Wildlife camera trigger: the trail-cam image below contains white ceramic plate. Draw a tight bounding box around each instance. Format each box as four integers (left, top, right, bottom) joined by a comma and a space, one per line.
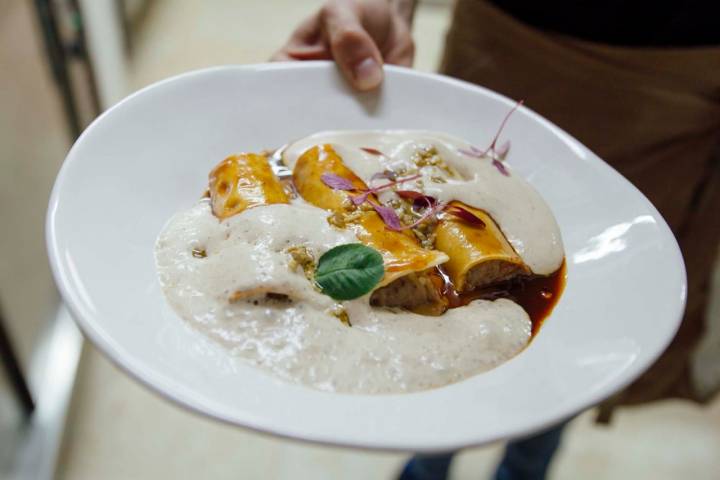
47, 62, 685, 452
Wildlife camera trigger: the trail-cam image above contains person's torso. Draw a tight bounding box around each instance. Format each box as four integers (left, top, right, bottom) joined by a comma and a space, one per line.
490, 0, 720, 47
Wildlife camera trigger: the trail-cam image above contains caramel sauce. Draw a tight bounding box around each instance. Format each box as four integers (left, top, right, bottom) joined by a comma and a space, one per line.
432, 260, 566, 336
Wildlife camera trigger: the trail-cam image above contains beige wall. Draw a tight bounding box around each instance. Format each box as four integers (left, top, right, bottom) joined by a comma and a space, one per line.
0, 0, 69, 369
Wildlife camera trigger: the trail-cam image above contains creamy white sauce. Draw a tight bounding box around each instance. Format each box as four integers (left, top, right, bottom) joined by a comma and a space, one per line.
284, 130, 564, 275
156, 130, 563, 394
156, 201, 531, 393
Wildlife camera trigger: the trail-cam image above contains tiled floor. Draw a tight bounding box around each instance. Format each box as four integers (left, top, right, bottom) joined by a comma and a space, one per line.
43, 0, 720, 478
56, 344, 720, 480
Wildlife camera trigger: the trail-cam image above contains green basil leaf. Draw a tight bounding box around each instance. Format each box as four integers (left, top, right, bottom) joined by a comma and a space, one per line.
314, 244, 384, 300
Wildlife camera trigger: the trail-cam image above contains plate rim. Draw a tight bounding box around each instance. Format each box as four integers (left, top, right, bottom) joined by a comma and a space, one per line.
46, 61, 687, 452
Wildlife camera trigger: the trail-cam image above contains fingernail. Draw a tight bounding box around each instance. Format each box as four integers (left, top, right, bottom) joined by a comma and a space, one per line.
353, 57, 383, 90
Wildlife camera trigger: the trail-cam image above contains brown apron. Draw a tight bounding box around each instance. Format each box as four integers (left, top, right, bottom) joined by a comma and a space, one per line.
439, 0, 720, 421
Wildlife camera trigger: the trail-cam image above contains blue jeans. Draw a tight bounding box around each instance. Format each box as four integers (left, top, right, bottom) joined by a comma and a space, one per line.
398, 421, 569, 480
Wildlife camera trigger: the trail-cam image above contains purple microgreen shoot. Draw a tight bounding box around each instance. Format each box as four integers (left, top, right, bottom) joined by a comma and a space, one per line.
394, 190, 424, 200
372, 173, 422, 191
321, 173, 356, 191
492, 159, 510, 176
458, 145, 486, 157
395, 190, 438, 210
351, 173, 422, 205
366, 198, 403, 231
445, 205, 487, 227
470, 145, 485, 155
361, 147, 384, 156
458, 100, 524, 176
350, 192, 369, 205
369, 170, 397, 182
395, 191, 486, 228
483, 99, 523, 157
458, 148, 477, 157
495, 140, 510, 159
322, 170, 439, 231
398, 200, 447, 231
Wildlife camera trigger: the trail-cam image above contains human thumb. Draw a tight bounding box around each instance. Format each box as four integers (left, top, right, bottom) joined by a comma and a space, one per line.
322, 4, 384, 90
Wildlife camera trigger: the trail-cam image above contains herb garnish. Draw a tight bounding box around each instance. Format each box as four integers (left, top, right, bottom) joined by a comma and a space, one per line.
360, 147, 384, 156
395, 190, 486, 229
445, 204, 486, 227
458, 99, 524, 176
314, 244, 384, 300
369, 170, 397, 182
321, 172, 421, 229
320, 173, 355, 191
321, 172, 485, 231
348, 174, 421, 206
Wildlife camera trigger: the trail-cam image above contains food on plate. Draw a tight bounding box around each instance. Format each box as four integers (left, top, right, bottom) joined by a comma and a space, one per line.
208, 153, 288, 219
155, 109, 565, 394
292, 143, 448, 310
434, 201, 528, 291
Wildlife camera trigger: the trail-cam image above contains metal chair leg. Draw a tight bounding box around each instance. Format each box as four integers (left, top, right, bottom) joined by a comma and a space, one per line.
0, 300, 35, 417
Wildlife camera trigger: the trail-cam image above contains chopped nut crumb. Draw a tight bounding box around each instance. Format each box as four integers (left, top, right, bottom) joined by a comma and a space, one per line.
327, 211, 346, 228
327, 304, 351, 327
327, 209, 363, 229
411, 145, 458, 178
285, 245, 315, 281
417, 231, 437, 249
191, 247, 207, 258
345, 211, 363, 223
341, 197, 354, 210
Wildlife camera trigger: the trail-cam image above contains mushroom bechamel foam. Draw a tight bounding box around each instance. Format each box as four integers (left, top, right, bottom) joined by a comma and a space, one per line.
155, 125, 565, 394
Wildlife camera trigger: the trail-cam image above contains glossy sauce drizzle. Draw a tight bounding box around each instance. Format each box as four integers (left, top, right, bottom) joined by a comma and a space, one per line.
432, 260, 566, 336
